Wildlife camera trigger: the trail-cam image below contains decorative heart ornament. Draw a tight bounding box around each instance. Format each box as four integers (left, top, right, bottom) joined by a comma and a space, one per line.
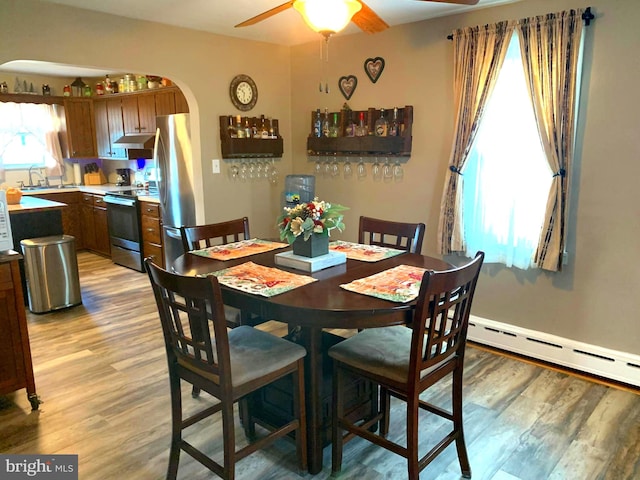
364, 57, 385, 83
338, 75, 358, 100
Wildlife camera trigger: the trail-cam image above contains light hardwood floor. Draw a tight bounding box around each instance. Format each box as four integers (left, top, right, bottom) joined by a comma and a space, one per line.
1, 252, 638, 479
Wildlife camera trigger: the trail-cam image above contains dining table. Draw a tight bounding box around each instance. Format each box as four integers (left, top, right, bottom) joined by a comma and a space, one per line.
172, 240, 452, 474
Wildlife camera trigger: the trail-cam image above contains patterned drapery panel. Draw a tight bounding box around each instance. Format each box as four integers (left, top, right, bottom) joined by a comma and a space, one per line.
517, 9, 585, 271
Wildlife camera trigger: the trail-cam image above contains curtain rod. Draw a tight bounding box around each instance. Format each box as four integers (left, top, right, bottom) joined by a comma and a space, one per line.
446, 6, 594, 40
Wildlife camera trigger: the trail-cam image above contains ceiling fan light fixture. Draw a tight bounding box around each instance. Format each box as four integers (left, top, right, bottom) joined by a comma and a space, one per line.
293, 0, 362, 36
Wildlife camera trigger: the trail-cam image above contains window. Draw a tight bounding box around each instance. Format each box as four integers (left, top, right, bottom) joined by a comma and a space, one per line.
0, 102, 61, 170
462, 32, 552, 270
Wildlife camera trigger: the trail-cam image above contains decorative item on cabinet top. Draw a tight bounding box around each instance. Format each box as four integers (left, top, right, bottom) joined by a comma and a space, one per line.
219, 115, 283, 158
306, 105, 412, 157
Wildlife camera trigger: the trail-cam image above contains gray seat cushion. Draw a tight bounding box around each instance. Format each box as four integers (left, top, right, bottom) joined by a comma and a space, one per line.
228, 325, 306, 387
328, 326, 447, 384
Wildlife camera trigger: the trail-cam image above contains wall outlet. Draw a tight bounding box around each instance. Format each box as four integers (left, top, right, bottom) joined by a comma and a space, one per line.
212, 159, 220, 174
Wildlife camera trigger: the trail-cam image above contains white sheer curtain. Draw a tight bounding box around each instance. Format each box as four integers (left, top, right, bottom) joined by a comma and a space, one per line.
0, 102, 64, 179
462, 33, 552, 269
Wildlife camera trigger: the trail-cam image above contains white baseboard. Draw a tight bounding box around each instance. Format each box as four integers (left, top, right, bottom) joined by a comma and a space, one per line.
467, 315, 640, 387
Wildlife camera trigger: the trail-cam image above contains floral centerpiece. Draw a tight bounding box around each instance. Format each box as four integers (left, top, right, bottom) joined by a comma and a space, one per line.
277, 197, 348, 257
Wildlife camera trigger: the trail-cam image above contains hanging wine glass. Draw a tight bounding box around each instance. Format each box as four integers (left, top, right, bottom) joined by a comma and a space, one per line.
393, 158, 404, 180
248, 160, 257, 180
372, 156, 382, 181
256, 160, 264, 179
357, 156, 367, 179
230, 162, 239, 181
270, 159, 279, 185
314, 158, 322, 175
331, 155, 340, 178
383, 157, 393, 180
239, 160, 248, 182
343, 156, 353, 179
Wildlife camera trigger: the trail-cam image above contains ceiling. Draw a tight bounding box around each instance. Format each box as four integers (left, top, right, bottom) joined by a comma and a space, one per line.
3, 0, 519, 77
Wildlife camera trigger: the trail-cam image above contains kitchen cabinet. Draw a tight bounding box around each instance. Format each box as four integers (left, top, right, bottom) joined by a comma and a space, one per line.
140, 201, 164, 269
93, 97, 126, 160
80, 193, 110, 257
154, 88, 190, 116
32, 192, 84, 250
122, 94, 156, 135
0, 253, 39, 410
306, 105, 413, 157
62, 98, 98, 158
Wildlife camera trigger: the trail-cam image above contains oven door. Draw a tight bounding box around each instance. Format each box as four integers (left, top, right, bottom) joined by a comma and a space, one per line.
104, 195, 143, 272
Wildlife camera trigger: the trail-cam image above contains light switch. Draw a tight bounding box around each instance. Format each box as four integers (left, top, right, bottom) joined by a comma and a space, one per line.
212, 159, 220, 174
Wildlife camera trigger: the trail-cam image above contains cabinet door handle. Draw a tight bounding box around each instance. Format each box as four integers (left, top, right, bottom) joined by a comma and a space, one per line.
146, 228, 155, 232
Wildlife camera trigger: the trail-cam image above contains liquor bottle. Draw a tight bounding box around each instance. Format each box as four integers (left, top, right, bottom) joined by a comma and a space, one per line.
322, 108, 330, 138
235, 115, 246, 138
374, 108, 389, 137
268, 117, 276, 138
252, 118, 259, 138
260, 115, 270, 139
389, 107, 400, 137
227, 115, 237, 138
329, 113, 340, 138
244, 117, 252, 138
345, 110, 356, 137
355, 111, 367, 137
313, 108, 322, 138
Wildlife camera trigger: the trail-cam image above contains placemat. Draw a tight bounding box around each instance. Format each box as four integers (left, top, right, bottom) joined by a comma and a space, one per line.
206, 261, 317, 297
329, 240, 406, 262
340, 264, 427, 303
189, 238, 288, 261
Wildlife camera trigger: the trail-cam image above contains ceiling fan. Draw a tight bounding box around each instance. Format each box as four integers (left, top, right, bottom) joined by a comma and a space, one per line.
235, 0, 480, 37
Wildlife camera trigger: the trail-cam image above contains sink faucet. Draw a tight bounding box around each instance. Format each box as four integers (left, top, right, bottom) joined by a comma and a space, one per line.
28, 165, 48, 187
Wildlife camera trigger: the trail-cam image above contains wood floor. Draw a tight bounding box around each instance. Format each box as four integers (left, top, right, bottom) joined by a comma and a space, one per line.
1, 252, 638, 479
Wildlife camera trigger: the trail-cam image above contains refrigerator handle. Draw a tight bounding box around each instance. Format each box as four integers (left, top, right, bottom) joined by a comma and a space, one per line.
153, 127, 167, 208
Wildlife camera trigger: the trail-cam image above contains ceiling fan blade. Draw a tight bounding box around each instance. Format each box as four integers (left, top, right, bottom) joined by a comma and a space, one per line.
351, 1, 389, 34
234, 1, 294, 28
415, 0, 480, 5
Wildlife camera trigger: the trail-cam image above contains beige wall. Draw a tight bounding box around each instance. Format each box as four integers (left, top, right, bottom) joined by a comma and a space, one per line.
2, 0, 638, 354
291, 0, 640, 354
1, 0, 292, 234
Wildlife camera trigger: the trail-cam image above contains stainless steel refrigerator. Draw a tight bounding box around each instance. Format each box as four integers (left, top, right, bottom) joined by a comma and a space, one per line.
153, 113, 196, 267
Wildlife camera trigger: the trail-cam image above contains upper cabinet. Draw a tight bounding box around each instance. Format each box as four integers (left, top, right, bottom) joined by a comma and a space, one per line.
61, 98, 98, 158
94, 97, 126, 159
93, 87, 189, 160
122, 94, 156, 135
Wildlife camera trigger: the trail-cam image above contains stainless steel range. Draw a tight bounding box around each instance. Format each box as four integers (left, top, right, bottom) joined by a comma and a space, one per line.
103, 188, 152, 272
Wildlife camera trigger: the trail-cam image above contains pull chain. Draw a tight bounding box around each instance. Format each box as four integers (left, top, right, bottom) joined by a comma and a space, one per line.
319, 36, 330, 94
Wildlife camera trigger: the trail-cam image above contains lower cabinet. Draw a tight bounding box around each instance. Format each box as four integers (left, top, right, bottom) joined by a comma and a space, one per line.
80, 193, 110, 257
0, 254, 39, 410
140, 201, 164, 268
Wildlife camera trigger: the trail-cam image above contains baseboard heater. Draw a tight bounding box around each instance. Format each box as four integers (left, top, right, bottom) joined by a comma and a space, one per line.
467, 315, 640, 388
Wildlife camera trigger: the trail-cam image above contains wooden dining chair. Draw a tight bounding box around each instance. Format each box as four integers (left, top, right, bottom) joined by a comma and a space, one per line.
329, 252, 484, 479
180, 217, 250, 251
145, 258, 308, 480
180, 217, 261, 328
358, 216, 426, 254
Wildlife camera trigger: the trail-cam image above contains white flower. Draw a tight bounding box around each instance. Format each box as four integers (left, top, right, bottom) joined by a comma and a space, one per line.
290, 217, 304, 236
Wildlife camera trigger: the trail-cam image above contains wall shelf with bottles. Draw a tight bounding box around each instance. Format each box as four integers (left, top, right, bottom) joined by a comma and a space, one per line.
219, 115, 283, 159
306, 105, 413, 157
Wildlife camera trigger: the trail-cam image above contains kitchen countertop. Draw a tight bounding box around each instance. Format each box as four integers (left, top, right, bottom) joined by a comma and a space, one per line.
8, 195, 67, 213
19, 184, 160, 203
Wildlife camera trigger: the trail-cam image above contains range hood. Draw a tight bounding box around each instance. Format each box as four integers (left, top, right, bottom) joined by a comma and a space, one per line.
113, 133, 155, 149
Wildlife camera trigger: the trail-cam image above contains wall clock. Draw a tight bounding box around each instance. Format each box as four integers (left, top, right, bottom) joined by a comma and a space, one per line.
230, 74, 258, 111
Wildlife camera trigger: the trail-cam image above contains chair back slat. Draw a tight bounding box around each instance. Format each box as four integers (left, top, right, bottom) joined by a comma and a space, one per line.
146, 258, 231, 387
181, 217, 250, 251
411, 252, 484, 376
358, 216, 425, 253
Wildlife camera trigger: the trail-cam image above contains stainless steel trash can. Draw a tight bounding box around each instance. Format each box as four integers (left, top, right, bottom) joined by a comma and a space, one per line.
20, 235, 82, 314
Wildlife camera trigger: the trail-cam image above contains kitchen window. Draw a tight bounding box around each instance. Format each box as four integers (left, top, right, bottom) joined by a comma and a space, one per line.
0, 102, 63, 170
